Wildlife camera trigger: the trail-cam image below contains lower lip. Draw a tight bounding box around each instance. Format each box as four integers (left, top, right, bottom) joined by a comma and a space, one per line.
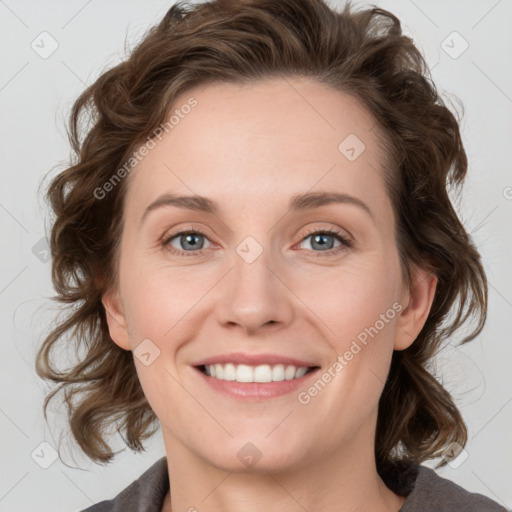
194, 367, 320, 400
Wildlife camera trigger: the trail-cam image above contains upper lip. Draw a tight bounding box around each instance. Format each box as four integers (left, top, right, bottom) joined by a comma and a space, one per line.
192, 352, 319, 368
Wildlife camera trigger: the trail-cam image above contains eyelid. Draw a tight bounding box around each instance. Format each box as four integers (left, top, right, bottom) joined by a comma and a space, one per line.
299, 223, 353, 244
161, 226, 215, 253
161, 223, 353, 257
295, 225, 353, 257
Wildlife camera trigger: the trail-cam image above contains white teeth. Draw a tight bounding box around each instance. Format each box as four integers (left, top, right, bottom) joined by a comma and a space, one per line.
204, 363, 311, 383
284, 365, 296, 380
223, 363, 236, 381
295, 367, 308, 378
272, 364, 285, 381
236, 364, 254, 383
254, 364, 272, 383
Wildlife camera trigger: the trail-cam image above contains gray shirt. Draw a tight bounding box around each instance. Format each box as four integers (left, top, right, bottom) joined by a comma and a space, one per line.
81, 457, 507, 511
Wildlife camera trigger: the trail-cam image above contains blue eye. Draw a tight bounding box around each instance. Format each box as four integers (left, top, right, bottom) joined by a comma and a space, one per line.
162, 227, 352, 257
163, 229, 212, 256
299, 228, 352, 257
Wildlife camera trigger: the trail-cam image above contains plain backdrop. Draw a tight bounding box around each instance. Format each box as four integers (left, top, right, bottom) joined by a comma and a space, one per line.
1, 0, 511, 510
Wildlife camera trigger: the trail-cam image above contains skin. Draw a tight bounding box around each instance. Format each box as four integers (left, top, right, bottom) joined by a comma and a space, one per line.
103, 77, 437, 512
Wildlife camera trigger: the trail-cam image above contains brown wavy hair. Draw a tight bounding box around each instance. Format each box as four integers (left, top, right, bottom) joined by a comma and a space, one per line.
36, 0, 487, 490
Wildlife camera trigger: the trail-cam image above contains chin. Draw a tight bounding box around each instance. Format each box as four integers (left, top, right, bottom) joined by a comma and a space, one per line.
197, 433, 310, 474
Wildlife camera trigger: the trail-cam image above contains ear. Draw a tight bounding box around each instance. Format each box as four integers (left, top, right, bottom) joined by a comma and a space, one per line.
102, 287, 131, 351
394, 265, 438, 351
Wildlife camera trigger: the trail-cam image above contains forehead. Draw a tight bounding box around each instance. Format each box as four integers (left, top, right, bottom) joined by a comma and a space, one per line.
124, 77, 391, 223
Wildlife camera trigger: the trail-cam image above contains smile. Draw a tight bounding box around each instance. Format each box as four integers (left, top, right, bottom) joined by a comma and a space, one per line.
199, 363, 314, 383
192, 352, 321, 399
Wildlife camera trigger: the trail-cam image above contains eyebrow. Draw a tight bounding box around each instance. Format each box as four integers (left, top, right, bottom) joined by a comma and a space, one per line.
140, 191, 374, 225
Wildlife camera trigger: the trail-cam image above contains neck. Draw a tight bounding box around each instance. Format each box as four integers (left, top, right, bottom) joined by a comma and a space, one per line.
161, 424, 405, 512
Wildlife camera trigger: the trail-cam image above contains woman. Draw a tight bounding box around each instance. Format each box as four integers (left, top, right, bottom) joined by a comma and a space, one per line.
36, 0, 507, 510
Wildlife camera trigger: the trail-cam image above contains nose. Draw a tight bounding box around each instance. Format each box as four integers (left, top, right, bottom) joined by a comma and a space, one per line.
215, 242, 294, 335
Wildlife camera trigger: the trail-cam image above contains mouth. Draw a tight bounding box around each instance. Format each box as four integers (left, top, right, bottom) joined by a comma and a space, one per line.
196, 363, 319, 383
191, 352, 321, 399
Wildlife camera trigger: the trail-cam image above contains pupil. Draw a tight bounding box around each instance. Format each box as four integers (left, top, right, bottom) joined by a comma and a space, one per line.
313, 234, 333, 250
183, 234, 203, 250
179, 233, 334, 251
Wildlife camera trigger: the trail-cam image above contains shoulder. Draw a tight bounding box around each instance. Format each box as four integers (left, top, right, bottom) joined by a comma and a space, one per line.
401, 464, 508, 512
79, 457, 169, 512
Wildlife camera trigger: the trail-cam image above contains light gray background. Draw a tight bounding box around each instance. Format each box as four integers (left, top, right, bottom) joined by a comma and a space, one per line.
1, 0, 511, 510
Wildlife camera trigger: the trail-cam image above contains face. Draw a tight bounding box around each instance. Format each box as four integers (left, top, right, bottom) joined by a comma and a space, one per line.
103, 77, 436, 473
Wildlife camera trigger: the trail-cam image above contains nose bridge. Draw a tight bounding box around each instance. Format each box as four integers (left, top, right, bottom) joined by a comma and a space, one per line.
216, 233, 293, 332
234, 234, 273, 294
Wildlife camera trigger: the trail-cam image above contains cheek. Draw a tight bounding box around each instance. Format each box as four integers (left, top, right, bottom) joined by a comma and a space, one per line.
298, 256, 401, 393
120, 262, 210, 345
120, 241, 401, 357
295, 255, 400, 343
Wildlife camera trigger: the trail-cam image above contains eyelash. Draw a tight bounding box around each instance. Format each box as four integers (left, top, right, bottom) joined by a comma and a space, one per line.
162, 226, 353, 258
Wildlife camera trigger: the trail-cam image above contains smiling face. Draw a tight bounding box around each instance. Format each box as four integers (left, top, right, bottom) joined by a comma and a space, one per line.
103, 77, 436, 474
